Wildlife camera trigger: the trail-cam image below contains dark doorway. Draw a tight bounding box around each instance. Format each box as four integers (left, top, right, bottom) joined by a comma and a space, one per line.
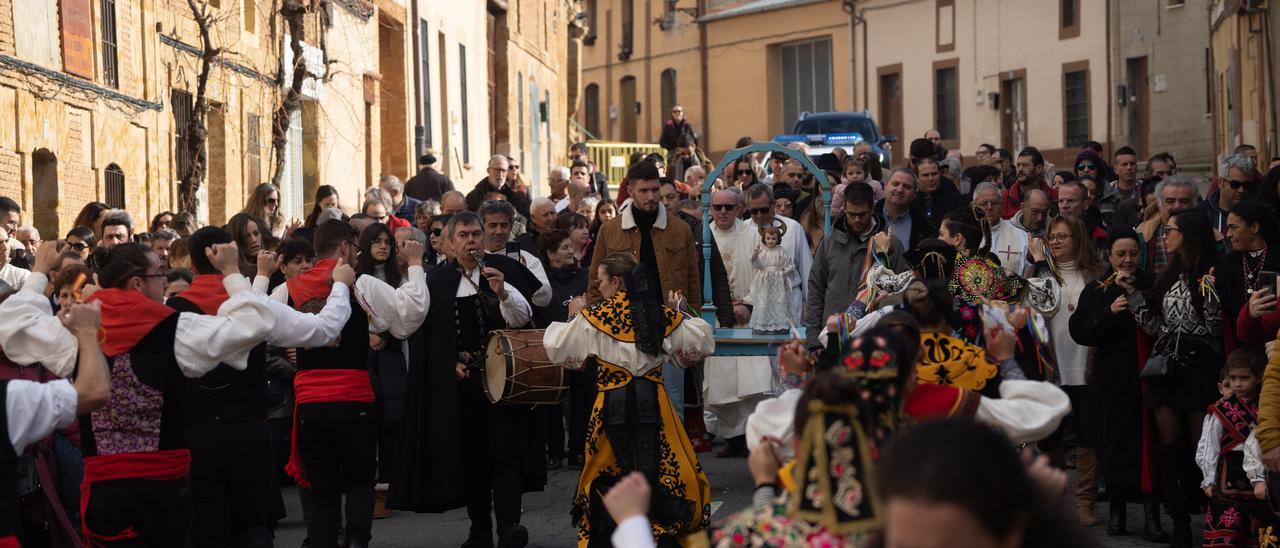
1000, 75, 1027, 153
877, 68, 902, 165
619, 76, 638, 142
32, 149, 58, 237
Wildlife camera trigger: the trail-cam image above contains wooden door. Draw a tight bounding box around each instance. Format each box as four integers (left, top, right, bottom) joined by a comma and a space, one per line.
620, 76, 637, 142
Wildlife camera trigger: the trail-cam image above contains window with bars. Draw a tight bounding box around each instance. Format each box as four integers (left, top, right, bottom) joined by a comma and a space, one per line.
172, 90, 194, 182
246, 114, 261, 186
104, 164, 125, 209
100, 0, 118, 88
779, 38, 833, 133
1064, 70, 1089, 147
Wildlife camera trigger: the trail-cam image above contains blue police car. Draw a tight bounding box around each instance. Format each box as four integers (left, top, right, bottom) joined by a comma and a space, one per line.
772, 111, 896, 168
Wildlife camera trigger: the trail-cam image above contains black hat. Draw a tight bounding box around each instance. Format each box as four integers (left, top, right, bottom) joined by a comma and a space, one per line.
815, 153, 842, 173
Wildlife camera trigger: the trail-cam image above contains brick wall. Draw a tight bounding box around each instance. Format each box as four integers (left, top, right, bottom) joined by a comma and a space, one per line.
60, 161, 96, 234
0, 0, 14, 56
0, 149, 20, 199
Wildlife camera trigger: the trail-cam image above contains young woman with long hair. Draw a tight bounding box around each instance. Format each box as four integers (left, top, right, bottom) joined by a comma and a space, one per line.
225, 213, 266, 278
242, 183, 286, 237
73, 202, 111, 238
1117, 209, 1224, 545
304, 185, 340, 228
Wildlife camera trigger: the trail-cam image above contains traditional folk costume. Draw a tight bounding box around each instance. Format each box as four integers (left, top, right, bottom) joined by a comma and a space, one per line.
1196, 395, 1272, 547
544, 289, 715, 547
171, 271, 352, 547
390, 254, 544, 545
269, 258, 428, 548
489, 244, 554, 308
0, 271, 274, 545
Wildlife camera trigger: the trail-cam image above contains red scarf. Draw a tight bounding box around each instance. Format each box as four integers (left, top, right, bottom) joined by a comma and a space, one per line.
178, 274, 230, 315
286, 258, 337, 310
285, 369, 375, 487
88, 289, 177, 357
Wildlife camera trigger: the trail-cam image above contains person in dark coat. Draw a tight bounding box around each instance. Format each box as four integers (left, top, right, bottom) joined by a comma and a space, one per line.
659, 105, 697, 152
912, 157, 966, 226
465, 155, 532, 218
404, 152, 456, 203
1069, 227, 1167, 542
389, 212, 545, 548
534, 230, 589, 469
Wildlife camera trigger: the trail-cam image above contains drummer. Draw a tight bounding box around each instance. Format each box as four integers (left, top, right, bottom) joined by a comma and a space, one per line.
389, 211, 546, 548
546, 252, 716, 546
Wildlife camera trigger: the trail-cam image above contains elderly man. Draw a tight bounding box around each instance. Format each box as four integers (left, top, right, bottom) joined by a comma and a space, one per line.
515, 197, 557, 255
466, 155, 532, 217
404, 151, 456, 203
743, 184, 811, 320
683, 165, 707, 191
480, 200, 552, 308
0, 226, 29, 289
380, 175, 422, 223
703, 187, 774, 457
13, 226, 39, 256
1011, 188, 1051, 240
1198, 154, 1256, 235
1138, 175, 1200, 274
970, 182, 1029, 275
547, 167, 570, 211
441, 190, 467, 215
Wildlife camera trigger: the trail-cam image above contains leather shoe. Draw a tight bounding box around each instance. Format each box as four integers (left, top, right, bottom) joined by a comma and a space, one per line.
498, 525, 528, 548
1106, 502, 1126, 536
462, 534, 494, 548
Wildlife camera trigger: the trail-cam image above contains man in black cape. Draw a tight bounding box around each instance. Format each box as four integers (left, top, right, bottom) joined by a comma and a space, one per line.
390, 211, 547, 548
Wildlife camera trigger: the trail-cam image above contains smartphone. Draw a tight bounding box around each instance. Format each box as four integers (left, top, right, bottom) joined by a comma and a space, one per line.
1261, 271, 1278, 295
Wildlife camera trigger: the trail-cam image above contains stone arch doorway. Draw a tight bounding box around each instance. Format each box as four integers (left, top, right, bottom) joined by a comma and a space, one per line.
31, 149, 58, 237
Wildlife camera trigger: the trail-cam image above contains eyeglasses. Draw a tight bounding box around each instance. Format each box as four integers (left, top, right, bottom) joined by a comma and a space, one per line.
746, 207, 771, 216
1163, 225, 1181, 235
711, 204, 736, 211
1075, 163, 1097, 171
1046, 233, 1072, 242
1227, 179, 1256, 191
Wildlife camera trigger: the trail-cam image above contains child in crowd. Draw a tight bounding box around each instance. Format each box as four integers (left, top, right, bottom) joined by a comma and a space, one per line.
1196, 348, 1271, 547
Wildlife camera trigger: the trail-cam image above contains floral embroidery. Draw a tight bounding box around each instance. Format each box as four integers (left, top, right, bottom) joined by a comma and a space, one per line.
1220, 507, 1241, 529
581, 291, 682, 343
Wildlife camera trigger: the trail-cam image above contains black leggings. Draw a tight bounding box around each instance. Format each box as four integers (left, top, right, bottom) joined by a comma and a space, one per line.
187, 421, 274, 548
83, 477, 193, 547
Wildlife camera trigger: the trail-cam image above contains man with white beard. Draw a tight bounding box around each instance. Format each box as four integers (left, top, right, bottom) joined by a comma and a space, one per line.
704, 187, 775, 457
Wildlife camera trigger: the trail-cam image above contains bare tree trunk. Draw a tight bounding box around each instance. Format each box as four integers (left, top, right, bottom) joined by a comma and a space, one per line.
268, 0, 311, 188
180, 0, 222, 215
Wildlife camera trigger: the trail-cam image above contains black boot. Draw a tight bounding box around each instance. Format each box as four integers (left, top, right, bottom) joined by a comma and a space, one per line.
1143, 499, 1169, 543
1157, 443, 1191, 548
1107, 499, 1127, 536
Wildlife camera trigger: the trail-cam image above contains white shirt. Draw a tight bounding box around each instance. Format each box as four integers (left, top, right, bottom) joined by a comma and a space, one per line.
457, 265, 533, 327
0, 263, 30, 290
710, 219, 757, 304
611, 515, 657, 548
1197, 415, 1266, 488
268, 265, 429, 340
554, 196, 570, 212
252, 276, 351, 347
6, 379, 77, 454
487, 248, 553, 307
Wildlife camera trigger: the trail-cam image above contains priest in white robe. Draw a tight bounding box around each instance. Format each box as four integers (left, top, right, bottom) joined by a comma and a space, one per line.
975, 182, 1030, 275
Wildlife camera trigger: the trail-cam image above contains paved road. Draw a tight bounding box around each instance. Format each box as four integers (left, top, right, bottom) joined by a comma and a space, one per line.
271, 450, 1198, 547
272, 445, 756, 547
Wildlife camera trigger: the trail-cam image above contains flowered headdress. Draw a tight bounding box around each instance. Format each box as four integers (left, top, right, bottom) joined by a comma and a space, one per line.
949, 250, 1025, 303
789, 328, 911, 534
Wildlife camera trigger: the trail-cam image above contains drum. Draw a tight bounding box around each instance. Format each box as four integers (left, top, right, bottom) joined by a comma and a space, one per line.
483, 329, 567, 405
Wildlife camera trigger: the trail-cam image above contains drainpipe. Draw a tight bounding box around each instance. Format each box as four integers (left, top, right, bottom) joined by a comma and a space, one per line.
698, 0, 710, 149
843, 0, 856, 110
858, 8, 868, 111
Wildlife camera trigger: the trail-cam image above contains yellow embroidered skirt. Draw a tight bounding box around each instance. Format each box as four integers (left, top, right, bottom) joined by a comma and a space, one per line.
573, 360, 712, 547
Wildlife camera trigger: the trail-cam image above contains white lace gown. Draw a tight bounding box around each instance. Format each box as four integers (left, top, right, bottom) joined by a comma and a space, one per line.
746, 246, 796, 333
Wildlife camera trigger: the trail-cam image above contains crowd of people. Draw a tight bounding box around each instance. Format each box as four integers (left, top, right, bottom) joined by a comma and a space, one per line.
2, 121, 1280, 548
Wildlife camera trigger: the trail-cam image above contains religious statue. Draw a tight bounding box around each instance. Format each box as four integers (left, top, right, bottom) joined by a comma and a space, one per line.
747, 224, 797, 334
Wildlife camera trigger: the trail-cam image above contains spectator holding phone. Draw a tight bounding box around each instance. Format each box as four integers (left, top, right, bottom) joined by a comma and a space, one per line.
1230, 200, 1280, 346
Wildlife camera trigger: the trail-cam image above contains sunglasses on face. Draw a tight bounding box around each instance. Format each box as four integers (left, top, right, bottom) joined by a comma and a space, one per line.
746, 207, 771, 216
1227, 179, 1256, 191
711, 204, 736, 211
430, 229, 443, 236
1075, 163, 1097, 171
67, 242, 88, 251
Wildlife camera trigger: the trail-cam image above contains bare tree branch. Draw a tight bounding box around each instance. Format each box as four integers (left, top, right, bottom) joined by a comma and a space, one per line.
179, 0, 220, 216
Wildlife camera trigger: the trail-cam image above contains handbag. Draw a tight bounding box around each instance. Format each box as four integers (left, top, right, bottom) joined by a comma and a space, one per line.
1139, 333, 1181, 381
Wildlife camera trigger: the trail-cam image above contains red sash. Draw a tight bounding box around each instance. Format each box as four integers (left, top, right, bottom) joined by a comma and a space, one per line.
79, 449, 191, 543
177, 274, 230, 315
285, 369, 375, 487
88, 289, 177, 357
904, 382, 981, 420
285, 258, 337, 310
